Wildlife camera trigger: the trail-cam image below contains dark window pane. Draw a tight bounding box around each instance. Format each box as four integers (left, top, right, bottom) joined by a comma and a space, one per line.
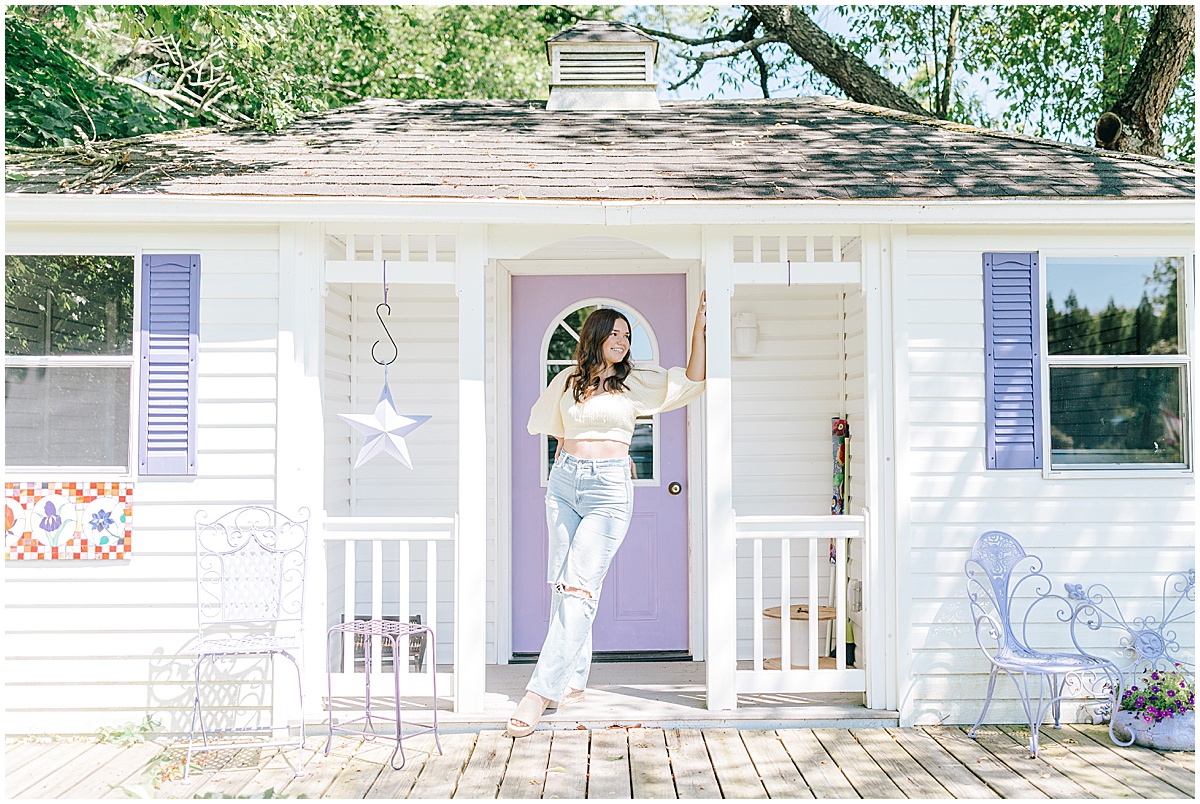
1046, 257, 1181, 356
548, 324, 578, 363
4, 366, 131, 466
4, 255, 135, 356
1049, 366, 1185, 466
630, 421, 653, 480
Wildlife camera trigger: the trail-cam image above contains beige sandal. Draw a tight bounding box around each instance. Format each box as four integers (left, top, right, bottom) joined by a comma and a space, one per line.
546, 689, 586, 710
507, 693, 548, 738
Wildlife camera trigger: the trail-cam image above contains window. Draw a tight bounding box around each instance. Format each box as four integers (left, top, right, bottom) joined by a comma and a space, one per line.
5, 255, 136, 471
1044, 256, 1189, 469
541, 299, 659, 483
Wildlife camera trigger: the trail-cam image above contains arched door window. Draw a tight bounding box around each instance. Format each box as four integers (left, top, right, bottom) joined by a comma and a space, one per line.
539, 299, 659, 484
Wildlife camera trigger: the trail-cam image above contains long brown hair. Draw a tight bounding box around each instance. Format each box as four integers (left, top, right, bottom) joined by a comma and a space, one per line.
570, 307, 632, 402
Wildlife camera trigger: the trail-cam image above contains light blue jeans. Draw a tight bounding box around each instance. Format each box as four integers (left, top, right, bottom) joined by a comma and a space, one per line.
526, 453, 633, 702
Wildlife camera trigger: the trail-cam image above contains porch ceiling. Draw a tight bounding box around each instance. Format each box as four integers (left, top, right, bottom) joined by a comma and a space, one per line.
7, 96, 1193, 200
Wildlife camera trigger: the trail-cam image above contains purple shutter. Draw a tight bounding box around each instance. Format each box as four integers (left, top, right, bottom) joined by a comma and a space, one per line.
984, 252, 1043, 470
139, 254, 200, 476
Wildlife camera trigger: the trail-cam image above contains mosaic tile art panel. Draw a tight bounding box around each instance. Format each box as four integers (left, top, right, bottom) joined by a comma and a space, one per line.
5, 482, 132, 560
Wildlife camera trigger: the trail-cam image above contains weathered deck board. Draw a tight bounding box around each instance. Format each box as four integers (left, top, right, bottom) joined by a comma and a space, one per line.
542, 729, 590, 800
629, 727, 676, 799
924, 727, 1049, 799
587, 729, 632, 799
664, 728, 721, 799
5, 740, 94, 798
776, 728, 859, 799
58, 740, 164, 799
321, 739, 391, 799
1030, 725, 1189, 799
704, 728, 768, 799
236, 745, 318, 799
498, 730, 552, 799
452, 730, 512, 799
964, 726, 1094, 799
884, 728, 1001, 800
813, 728, 905, 799
740, 729, 813, 799
407, 732, 476, 799
992, 725, 1130, 800
1064, 725, 1196, 796
5, 726, 1193, 800
849, 728, 952, 799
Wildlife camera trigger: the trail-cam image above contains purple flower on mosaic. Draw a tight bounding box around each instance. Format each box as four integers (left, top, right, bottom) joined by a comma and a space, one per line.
90, 510, 115, 532
39, 501, 61, 532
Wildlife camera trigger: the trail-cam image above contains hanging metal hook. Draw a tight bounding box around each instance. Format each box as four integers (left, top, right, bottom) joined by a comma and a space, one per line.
371, 302, 398, 366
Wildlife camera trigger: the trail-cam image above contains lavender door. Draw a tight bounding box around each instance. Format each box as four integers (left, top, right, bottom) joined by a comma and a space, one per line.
511, 274, 690, 654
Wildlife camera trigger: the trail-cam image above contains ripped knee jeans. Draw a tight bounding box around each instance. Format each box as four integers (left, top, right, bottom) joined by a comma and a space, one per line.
526, 453, 633, 702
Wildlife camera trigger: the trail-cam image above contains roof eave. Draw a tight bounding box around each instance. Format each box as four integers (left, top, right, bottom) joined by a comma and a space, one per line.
4, 194, 1194, 228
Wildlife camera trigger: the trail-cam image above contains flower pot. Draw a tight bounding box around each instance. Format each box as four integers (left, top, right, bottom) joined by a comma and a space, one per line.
1112, 710, 1195, 751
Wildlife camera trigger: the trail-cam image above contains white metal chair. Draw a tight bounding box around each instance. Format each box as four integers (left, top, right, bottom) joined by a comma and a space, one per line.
185, 505, 310, 781
964, 530, 1121, 757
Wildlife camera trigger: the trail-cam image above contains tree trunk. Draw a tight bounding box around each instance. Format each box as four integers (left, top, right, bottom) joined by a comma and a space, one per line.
939, 6, 961, 119
745, 5, 928, 116
1095, 4, 1194, 157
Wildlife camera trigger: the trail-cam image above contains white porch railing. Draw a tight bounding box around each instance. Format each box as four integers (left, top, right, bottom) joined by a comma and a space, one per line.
321, 516, 456, 700
734, 512, 868, 693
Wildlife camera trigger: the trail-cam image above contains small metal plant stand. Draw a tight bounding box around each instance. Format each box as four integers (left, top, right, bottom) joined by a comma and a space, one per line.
1066, 568, 1195, 747
325, 618, 442, 770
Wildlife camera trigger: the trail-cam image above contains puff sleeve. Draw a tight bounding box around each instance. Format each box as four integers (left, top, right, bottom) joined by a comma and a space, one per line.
527, 367, 572, 437
631, 366, 705, 416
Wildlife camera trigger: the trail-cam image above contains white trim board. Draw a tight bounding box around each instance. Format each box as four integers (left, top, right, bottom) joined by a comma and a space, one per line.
7, 196, 1193, 227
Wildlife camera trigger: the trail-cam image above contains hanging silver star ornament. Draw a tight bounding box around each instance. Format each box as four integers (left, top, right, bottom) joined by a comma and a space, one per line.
339, 382, 431, 469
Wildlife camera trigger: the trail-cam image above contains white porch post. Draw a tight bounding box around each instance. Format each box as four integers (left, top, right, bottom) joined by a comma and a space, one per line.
860, 225, 899, 714
277, 222, 327, 727
703, 227, 738, 711
455, 226, 488, 713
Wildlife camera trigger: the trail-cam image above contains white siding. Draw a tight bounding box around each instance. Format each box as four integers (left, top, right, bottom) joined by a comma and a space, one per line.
5, 225, 281, 735
902, 226, 1196, 726
731, 283, 865, 661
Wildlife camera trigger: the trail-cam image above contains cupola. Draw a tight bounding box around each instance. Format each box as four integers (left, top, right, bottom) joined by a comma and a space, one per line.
546, 20, 660, 111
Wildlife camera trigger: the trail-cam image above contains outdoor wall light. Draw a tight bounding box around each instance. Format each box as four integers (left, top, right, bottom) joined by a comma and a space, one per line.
733, 312, 759, 357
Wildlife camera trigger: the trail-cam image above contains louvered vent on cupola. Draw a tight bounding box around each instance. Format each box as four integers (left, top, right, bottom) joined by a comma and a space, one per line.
546, 20, 660, 111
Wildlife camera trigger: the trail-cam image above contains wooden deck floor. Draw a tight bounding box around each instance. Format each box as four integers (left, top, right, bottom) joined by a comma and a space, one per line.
6, 724, 1194, 799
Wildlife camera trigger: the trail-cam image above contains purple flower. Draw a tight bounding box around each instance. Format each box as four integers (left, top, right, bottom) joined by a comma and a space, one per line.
89, 509, 114, 532
39, 501, 61, 532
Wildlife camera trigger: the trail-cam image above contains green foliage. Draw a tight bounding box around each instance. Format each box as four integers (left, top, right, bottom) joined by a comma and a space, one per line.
4, 14, 186, 147
96, 715, 159, 745
4, 4, 612, 145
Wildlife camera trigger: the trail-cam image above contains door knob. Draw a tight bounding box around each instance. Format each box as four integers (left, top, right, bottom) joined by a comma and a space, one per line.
668, 482, 682, 495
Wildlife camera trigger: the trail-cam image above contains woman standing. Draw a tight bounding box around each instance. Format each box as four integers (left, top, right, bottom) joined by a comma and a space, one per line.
509, 294, 707, 738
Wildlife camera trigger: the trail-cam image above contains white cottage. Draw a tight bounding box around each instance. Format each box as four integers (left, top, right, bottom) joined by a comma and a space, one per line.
4, 21, 1195, 736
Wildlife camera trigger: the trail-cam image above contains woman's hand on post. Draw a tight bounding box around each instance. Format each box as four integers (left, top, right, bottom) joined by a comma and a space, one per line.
686, 291, 707, 381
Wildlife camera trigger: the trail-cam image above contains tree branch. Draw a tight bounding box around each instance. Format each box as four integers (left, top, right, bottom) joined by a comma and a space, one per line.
745, 5, 928, 116
751, 46, 771, 99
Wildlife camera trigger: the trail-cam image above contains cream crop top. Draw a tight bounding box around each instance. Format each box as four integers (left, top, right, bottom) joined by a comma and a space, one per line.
527, 366, 705, 445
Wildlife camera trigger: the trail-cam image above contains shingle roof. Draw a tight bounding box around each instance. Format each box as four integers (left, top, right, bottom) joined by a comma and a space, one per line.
6, 95, 1193, 200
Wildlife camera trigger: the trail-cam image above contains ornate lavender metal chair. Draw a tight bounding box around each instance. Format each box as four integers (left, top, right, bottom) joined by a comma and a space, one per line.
185, 506, 310, 782
964, 531, 1121, 757
1066, 569, 1195, 746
